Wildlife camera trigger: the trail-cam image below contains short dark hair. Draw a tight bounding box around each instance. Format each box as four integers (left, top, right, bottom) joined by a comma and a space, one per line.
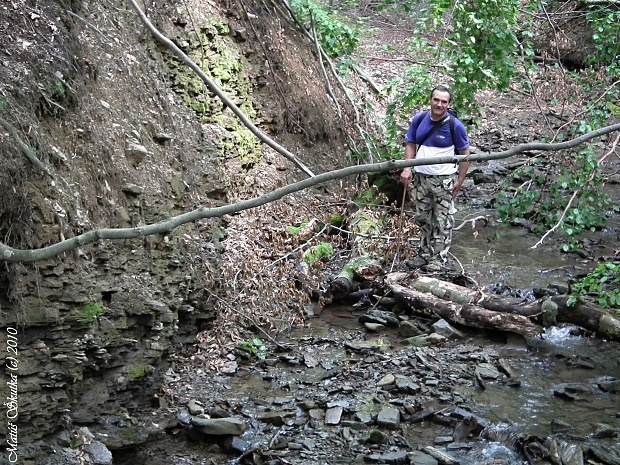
431, 85, 452, 102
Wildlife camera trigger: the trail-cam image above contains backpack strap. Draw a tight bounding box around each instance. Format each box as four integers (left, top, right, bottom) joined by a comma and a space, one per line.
409, 111, 428, 148
412, 110, 459, 153
414, 111, 450, 152
448, 116, 457, 153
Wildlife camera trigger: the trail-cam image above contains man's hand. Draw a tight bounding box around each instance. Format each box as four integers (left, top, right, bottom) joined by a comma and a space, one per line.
401, 167, 413, 187
451, 179, 464, 199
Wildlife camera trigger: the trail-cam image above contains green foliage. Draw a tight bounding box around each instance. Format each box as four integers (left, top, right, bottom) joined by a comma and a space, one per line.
379, 69, 434, 160
496, 148, 617, 251
237, 338, 268, 361
568, 263, 620, 310
329, 214, 344, 228
80, 302, 104, 323
378, 0, 523, 160
50, 80, 66, 100
304, 242, 334, 265
290, 0, 360, 59
587, 7, 620, 71
584, 5, 620, 125
353, 185, 389, 207
129, 365, 148, 381
287, 221, 310, 237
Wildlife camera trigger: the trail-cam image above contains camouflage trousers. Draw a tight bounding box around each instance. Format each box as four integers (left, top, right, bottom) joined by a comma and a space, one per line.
409, 173, 456, 263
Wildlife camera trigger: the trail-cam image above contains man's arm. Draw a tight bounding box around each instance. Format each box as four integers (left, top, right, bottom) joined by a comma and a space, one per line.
452, 149, 470, 199
400, 142, 417, 187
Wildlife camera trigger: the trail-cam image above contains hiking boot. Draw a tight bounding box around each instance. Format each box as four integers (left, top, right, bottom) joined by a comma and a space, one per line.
423, 260, 443, 272
405, 256, 427, 269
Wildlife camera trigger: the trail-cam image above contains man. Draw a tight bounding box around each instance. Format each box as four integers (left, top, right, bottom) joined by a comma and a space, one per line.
400, 86, 471, 271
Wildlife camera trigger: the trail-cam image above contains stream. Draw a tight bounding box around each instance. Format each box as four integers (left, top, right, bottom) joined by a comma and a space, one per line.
114, 202, 620, 465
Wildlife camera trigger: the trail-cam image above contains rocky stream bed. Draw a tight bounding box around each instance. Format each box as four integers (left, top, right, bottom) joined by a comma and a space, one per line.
21, 156, 620, 465
30, 295, 620, 465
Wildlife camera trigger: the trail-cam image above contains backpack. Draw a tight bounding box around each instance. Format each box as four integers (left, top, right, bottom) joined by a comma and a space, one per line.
411, 108, 459, 154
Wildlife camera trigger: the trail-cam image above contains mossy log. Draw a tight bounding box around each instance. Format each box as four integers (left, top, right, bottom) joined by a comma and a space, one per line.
329, 209, 385, 299
331, 256, 382, 299
387, 273, 620, 341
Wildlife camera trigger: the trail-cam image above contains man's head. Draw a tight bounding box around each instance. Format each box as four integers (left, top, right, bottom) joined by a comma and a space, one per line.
429, 86, 452, 121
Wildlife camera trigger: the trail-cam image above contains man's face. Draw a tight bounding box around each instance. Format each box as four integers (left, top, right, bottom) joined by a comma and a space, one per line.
430, 90, 450, 119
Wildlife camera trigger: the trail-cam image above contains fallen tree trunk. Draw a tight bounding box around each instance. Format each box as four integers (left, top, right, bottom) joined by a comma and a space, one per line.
331, 256, 382, 298
387, 273, 620, 341
389, 283, 542, 337
329, 209, 385, 299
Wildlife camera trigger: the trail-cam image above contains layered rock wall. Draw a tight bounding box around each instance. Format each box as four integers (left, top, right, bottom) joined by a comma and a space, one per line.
0, 0, 346, 451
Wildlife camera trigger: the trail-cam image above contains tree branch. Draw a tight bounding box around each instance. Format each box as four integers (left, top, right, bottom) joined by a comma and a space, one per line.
126, 0, 315, 177
531, 131, 620, 248
2, 122, 620, 263
0, 115, 53, 177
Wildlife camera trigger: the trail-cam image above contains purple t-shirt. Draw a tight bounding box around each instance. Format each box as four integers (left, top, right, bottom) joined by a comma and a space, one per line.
405, 112, 470, 175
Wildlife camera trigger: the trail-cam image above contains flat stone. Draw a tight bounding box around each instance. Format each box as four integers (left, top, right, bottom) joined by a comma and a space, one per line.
395, 375, 421, 394
377, 373, 395, 387
327, 399, 350, 409
551, 418, 573, 433
598, 379, 620, 393
475, 363, 501, 379
365, 322, 385, 332
354, 411, 374, 424
592, 423, 617, 438
83, 441, 113, 465
219, 435, 250, 454
308, 408, 324, 420
325, 406, 343, 425
420, 446, 460, 465
367, 309, 400, 327
432, 319, 464, 339
359, 309, 400, 327
299, 400, 319, 410
365, 451, 408, 464
256, 410, 294, 426
409, 407, 435, 423
209, 407, 230, 418
434, 435, 454, 445
345, 340, 389, 352
367, 429, 388, 444
376, 407, 400, 430
121, 183, 144, 195
558, 442, 584, 465
401, 334, 448, 347
302, 438, 316, 450
399, 320, 423, 337
125, 142, 149, 165
187, 399, 203, 415
191, 417, 246, 435
341, 420, 368, 430
408, 450, 439, 465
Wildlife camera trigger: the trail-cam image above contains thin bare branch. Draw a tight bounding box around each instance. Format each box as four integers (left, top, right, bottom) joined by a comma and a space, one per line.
2, 122, 620, 263
0, 115, 53, 177
531, 132, 620, 248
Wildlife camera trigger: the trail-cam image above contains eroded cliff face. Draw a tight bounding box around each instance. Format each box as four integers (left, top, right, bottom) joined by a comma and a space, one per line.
0, 0, 349, 451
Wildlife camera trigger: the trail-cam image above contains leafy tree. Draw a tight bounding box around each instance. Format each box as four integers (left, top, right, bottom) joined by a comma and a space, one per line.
290, 0, 360, 59
378, 0, 522, 160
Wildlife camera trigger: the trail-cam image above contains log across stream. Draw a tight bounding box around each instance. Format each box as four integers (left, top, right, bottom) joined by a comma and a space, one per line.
386, 273, 620, 342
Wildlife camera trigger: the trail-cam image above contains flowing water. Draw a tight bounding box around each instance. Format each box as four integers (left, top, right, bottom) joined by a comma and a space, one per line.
444, 207, 620, 464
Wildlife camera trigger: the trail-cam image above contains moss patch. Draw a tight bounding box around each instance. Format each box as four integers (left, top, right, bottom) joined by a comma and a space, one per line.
166, 19, 261, 165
